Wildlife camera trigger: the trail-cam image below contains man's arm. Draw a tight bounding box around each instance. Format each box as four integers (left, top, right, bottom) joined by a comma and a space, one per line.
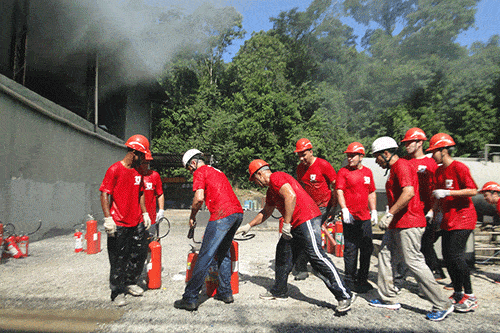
279, 183, 296, 225
388, 186, 414, 215
157, 193, 165, 210
100, 192, 111, 217
368, 191, 377, 211
247, 203, 276, 228
189, 189, 204, 227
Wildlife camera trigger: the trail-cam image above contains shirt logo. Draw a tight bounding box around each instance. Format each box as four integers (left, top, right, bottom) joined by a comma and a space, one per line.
310, 174, 317, 182
364, 176, 370, 184
145, 182, 153, 190
445, 179, 453, 189
134, 176, 142, 186
417, 165, 427, 173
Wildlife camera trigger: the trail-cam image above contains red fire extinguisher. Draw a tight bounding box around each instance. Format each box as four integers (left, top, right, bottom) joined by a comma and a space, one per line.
186, 250, 198, 283
205, 240, 239, 296
17, 234, 29, 258
4, 235, 23, 259
85, 218, 100, 254
147, 240, 162, 289
74, 230, 83, 253
334, 218, 344, 257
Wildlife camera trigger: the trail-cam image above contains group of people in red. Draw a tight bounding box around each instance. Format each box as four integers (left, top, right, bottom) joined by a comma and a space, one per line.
100, 129, 499, 322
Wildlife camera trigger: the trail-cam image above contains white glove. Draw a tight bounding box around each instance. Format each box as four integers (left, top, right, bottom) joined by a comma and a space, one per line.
378, 212, 393, 230
236, 223, 251, 236
281, 223, 293, 240
433, 189, 451, 199
370, 210, 378, 226
342, 208, 354, 224
425, 211, 434, 224
103, 217, 116, 235
156, 209, 164, 223
143, 212, 151, 230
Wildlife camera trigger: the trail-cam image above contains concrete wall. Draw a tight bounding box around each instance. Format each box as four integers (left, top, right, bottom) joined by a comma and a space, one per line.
0, 74, 149, 240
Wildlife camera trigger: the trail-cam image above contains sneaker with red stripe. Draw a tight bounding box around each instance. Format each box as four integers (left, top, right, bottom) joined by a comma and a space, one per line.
454, 294, 478, 312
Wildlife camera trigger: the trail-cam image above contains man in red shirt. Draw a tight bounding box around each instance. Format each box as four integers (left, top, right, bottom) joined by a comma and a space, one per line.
479, 181, 500, 284
294, 138, 337, 280
428, 133, 479, 312
369, 136, 453, 322
174, 149, 243, 311
100, 134, 152, 306
402, 128, 445, 280
336, 142, 377, 293
236, 159, 354, 313
137, 151, 165, 238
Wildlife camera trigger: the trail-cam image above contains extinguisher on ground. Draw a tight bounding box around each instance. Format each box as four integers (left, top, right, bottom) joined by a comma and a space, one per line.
147, 239, 162, 289
74, 230, 83, 253
205, 241, 239, 297
17, 234, 29, 258
85, 216, 101, 254
4, 235, 23, 259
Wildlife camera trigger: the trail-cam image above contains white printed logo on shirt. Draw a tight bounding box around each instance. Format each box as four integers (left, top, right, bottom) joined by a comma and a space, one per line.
145, 182, 153, 190
310, 174, 317, 182
134, 176, 142, 186
445, 179, 453, 189
417, 165, 427, 173
364, 176, 370, 184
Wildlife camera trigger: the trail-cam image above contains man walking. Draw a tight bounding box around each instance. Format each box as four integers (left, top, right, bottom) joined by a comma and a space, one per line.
401, 128, 445, 280
237, 159, 354, 313
294, 138, 337, 280
174, 149, 243, 311
368, 136, 453, 321
336, 142, 377, 293
100, 134, 152, 306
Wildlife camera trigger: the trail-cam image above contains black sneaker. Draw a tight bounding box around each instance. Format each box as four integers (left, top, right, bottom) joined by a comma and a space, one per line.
294, 272, 309, 280
336, 294, 356, 313
214, 294, 234, 304
355, 282, 374, 294
259, 291, 288, 301
174, 298, 198, 311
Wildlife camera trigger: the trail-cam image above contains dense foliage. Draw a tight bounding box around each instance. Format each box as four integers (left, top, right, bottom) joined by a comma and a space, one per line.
151, 0, 500, 187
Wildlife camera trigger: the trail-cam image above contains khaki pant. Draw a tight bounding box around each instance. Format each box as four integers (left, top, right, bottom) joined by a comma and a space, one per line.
377, 227, 451, 311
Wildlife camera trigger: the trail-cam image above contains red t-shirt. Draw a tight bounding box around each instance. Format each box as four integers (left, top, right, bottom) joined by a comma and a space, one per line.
386, 158, 426, 229
142, 170, 163, 224
407, 156, 438, 213
435, 160, 477, 231
266, 172, 321, 228
496, 200, 500, 217
296, 157, 336, 208
192, 165, 243, 221
99, 161, 143, 227
336, 166, 376, 220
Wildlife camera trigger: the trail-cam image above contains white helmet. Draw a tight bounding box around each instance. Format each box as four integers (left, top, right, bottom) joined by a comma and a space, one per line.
182, 149, 202, 168
371, 137, 398, 154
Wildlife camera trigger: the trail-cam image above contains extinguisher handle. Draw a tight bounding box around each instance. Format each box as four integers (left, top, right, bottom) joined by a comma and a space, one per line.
187, 222, 196, 239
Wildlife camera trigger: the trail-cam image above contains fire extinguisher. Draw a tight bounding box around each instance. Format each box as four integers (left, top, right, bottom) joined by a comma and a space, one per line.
334, 216, 344, 257
74, 230, 83, 253
4, 235, 23, 259
85, 217, 100, 255
17, 234, 29, 258
205, 240, 239, 296
147, 239, 162, 289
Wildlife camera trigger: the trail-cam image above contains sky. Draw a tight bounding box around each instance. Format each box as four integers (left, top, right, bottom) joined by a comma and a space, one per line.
222, 0, 500, 62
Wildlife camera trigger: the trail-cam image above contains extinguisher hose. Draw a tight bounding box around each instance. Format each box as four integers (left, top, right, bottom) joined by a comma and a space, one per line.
233, 233, 256, 241
26, 220, 42, 236
3, 223, 16, 237
156, 217, 171, 239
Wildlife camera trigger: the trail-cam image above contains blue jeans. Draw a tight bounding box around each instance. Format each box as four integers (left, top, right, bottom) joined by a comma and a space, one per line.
271, 216, 352, 301
183, 213, 243, 302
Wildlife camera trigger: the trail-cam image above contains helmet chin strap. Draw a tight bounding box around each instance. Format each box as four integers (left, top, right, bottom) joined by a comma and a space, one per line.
382, 152, 395, 176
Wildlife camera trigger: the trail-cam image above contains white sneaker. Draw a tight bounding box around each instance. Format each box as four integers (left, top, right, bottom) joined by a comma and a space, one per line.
126, 284, 144, 296
113, 294, 128, 307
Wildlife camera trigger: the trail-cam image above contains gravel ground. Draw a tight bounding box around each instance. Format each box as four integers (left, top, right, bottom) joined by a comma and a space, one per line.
1, 210, 500, 333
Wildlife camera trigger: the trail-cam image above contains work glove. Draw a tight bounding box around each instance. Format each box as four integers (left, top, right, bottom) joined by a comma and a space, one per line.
433, 189, 451, 199
378, 212, 393, 230
156, 209, 164, 223
425, 211, 434, 224
281, 223, 293, 240
341, 208, 354, 224
370, 210, 378, 226
103, 216, 116, 236
236, 223, 251, 236
143, 212, 151, 230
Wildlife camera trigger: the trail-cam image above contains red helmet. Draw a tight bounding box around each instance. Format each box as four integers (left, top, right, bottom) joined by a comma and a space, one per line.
294, 138, 313, 153
479, 181, 500, 193
145, 150, 153, 161
248, 159, 269, 180
344, 142, 365, 155
125, 134, 150, 154
426, 133, 455, 152
401, 127, 427, 142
